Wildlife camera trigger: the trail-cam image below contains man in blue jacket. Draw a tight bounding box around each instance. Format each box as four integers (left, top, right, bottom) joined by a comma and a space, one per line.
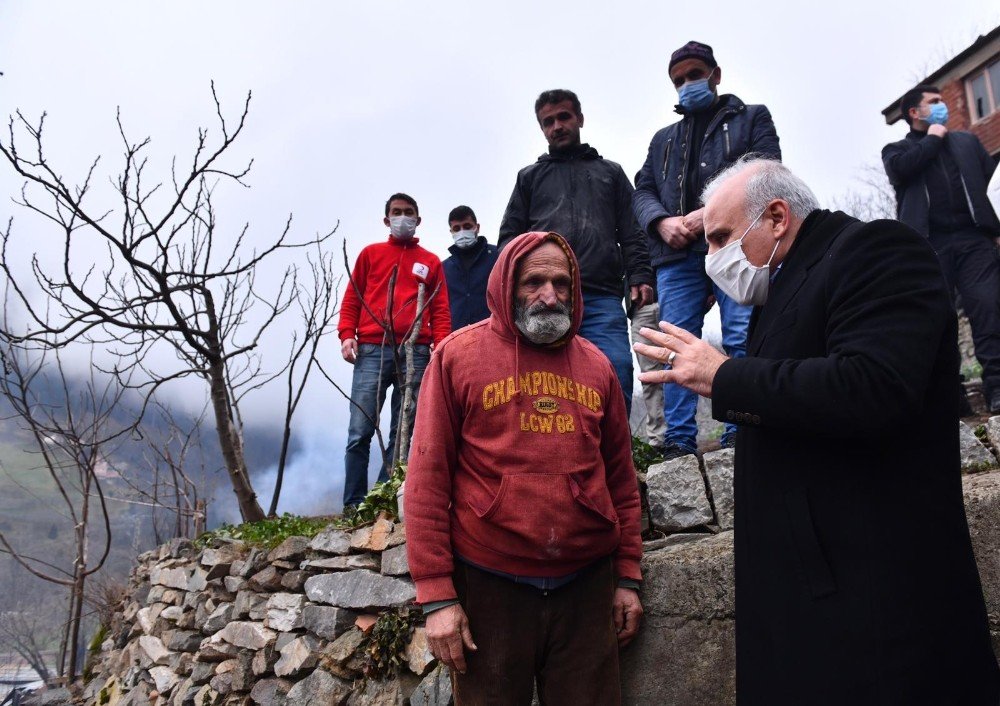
882, 85, 1000, 413
633, 41, 781, 458
442, 205, 499, 331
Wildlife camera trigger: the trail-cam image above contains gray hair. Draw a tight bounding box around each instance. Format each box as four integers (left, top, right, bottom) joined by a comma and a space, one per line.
701, 155, 819, 220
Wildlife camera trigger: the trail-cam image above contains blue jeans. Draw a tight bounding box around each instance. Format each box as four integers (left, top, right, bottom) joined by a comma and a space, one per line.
579, 292, 633, 415
343, 343, 430, 507
657, 254, 751, 451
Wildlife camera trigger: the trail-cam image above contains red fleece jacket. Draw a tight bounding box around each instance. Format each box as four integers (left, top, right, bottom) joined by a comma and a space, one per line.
338, 237, 451, 346
405, 231, 642, 604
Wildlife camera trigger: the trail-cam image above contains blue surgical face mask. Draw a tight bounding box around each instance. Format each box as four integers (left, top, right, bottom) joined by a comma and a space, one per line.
924, 102, 948, 126
678, 78, 716, 112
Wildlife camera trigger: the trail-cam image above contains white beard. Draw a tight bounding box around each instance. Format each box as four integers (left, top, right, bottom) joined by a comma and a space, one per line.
514, 300, 572, 344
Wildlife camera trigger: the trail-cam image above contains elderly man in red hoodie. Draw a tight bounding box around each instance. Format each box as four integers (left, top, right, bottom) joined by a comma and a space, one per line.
406, 232, 643, 705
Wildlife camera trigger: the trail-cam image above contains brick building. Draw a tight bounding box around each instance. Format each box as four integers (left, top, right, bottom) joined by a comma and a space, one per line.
882, 25, 1000, 157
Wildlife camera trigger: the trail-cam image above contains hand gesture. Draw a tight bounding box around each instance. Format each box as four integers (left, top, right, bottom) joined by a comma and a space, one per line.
634, 321, 728, 398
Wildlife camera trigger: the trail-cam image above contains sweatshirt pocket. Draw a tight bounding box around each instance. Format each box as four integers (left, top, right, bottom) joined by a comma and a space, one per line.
465, 473, 620, 563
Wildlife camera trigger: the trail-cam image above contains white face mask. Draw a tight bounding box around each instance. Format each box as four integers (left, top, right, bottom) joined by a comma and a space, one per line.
705, 209, 780, 306
452, 229, 478, 249
389, 215, 418, 240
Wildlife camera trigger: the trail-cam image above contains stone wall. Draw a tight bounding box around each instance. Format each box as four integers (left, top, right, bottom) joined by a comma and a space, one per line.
58, 421, 1000, 705
81, 517, 449, 706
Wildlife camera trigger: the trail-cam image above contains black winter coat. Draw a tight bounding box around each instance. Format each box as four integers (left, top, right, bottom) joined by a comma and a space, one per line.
498, 144, 653, 296
712, 210, 1000, 704
633, 94, 781, 267
882, 130, 1000, 237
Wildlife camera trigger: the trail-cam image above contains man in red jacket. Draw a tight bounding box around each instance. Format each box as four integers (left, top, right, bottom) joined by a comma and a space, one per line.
406, 232, 642, 705
337, 193, 450, 511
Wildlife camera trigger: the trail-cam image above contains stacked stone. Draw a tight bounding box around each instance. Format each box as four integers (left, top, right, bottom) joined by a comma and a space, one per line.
83, 515, 452, 706
52, 419, 1000, 706
645, 420, 998, 533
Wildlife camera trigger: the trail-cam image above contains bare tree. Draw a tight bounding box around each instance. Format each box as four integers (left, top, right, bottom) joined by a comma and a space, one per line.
264, 245, 341, 516
0, 567, 56, 686
395, 282, 427, 465
105, 402, 211, 543
0, 609, 53, 686
0, 85, 337, 522
0, 342, 126, 680
832, 161, 897, 222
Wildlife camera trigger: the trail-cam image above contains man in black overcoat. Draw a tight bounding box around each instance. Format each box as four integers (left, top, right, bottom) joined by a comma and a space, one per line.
634, 157, 1000, 704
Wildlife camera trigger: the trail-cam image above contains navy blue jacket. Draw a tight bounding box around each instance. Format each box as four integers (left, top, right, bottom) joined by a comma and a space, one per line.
498, 144, 653, 296
633, 94, 781, 267
442, 237, 499, 331
882, 130, 1000, 237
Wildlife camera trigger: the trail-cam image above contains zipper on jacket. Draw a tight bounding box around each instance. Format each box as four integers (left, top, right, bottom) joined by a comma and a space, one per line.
959, 174, 979, 227
723, 123, 731, 161
704, 105, 738, 148
679, 122, 693, 214
661, 138, 673, 181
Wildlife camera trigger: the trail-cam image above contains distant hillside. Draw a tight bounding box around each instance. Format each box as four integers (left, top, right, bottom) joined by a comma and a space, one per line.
0, 375, 291, 646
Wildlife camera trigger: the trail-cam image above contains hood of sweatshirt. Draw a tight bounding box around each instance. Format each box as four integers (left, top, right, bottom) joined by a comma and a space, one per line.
486, 231, 584, 347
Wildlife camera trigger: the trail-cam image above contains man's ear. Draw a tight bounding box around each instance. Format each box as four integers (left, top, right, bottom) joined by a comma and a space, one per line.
384, 216, 391, 228
415, 216, 422, 227
769, 200, 790, 239
578, 112, 585, 128
710, 66, 722, 89
474, 223, 481, 234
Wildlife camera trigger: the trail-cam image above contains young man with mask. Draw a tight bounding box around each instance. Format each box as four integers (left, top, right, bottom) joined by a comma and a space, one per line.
633, 40, 781, 459
499, 89, 655, 413
337, 193, 451, 510
442, 205, 500, 331
883, 85, 1000, 413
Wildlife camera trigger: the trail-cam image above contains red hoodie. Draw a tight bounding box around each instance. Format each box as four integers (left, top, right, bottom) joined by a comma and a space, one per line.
405, 231, 642, 604
338, 237, 451, 346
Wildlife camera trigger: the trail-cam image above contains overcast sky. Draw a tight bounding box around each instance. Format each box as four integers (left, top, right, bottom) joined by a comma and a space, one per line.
1, 2, 998, 515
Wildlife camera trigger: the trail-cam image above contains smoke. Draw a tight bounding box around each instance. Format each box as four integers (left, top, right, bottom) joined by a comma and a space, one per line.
251, 415, 389, 516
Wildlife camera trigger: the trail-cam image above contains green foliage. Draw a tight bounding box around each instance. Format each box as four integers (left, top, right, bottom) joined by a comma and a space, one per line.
88, 623, 108, 653
962, 362, 984, 380
631, 436, 664, 474
361, 608, 417, 678
82, 623, 108, 684
337, 464, 406, 528
975, 424, 988, 442
194, 513, 330, 550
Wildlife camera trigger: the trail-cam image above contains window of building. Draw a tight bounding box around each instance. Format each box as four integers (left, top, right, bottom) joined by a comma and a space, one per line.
966, 60, 1000, 121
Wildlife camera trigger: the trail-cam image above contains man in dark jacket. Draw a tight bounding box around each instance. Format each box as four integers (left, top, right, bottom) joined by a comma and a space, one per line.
499, 89, 654, 412
442, 205, 499, 331
633, 41, 780, 458
636, 157, 1000, 704
883, 84, 1000, 412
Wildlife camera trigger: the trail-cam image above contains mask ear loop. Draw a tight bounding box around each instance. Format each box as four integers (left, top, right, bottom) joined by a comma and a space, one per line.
736, 208, 767, 246
764, 239, 780, 268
